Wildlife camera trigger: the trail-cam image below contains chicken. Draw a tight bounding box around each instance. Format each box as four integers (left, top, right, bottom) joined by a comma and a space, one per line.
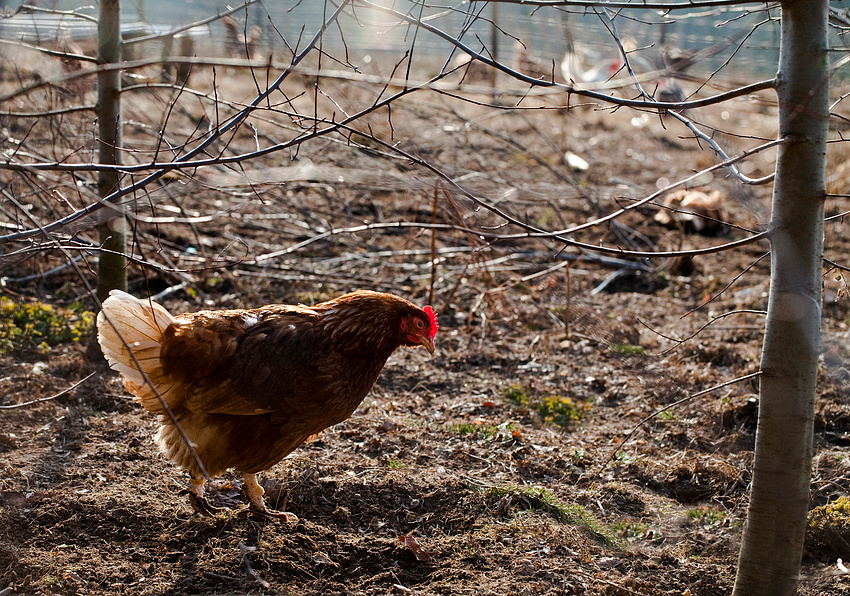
654, 188, 726, 234
96, 289, 437, 518
222, 16, 262, 61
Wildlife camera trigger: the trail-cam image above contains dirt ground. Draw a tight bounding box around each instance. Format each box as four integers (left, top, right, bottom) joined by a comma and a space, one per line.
2, 65, 850, 595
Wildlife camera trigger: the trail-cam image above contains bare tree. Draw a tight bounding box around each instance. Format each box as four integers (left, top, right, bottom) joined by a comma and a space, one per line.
733, 2, 829, 593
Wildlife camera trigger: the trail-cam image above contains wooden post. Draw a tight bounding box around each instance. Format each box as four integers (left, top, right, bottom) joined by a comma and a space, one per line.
95, 0, 126, 303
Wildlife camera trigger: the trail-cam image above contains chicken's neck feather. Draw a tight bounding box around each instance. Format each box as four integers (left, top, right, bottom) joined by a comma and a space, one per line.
314, 293, 410, 358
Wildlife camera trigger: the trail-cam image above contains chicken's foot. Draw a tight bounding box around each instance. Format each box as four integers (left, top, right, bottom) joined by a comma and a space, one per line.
180, 475, 223, 516
243, 472, 298, 522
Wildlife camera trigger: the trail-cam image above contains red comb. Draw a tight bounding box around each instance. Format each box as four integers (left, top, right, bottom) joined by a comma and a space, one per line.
423, 306, 438, 339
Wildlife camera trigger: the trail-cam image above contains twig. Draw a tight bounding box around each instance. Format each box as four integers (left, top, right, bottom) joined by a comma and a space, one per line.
430, 185, 438, 305
237, 539, 270, 589
2, 254, 88, 284
0, 372, 96, 410
564, 263, 572, 338
0, 0, 355, 244
601, 370, 763, 470
123, 0, 261, 46
682, 252, 770, 318
637, 309, 767, 357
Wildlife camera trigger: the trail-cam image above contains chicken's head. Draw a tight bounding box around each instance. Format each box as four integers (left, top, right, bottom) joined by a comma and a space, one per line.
400, 305, 438, 355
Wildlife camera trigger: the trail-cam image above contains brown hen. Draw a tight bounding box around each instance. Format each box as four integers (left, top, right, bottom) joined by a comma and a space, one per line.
97, 290, 437, 518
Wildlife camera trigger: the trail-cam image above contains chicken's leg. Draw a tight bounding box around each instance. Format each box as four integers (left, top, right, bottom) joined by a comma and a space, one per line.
182, 475, 222, 516
242, 472, 298, 522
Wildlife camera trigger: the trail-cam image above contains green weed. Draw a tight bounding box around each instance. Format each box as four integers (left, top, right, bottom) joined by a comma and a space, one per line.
538, 395, 592, 426
503, 384, 592, 428
0, 297, 94, 354
658, 410, 679, 423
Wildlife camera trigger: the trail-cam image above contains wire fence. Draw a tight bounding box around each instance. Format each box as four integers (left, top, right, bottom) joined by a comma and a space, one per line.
0, 0, 783, 80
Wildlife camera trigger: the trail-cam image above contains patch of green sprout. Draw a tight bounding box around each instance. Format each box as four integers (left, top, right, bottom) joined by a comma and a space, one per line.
658, 410, 679, 422
503, 385, 530, 406
613, 521, 649, 538
446, 421, 515, 441
447, 422, 478, 435
537, 395, 592, 427
483, 483, 617, 545
605, 451, 639, 466
686, 507, 726, 525
0, 297, 94, 354
609, 343, 646, 356
388, 458, 409, 470
503, 385, 593, 428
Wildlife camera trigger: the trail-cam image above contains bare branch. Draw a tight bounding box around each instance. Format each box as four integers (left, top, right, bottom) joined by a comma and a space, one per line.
602, 370, 763, 469
0, 373, 96, 410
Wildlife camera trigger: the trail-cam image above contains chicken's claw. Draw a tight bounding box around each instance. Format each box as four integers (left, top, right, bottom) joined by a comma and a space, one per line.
241, 472, 298, 522
180, 488, 223, 516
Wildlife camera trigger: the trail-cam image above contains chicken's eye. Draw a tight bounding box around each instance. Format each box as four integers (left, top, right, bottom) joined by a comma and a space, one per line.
414, 318, 425, 330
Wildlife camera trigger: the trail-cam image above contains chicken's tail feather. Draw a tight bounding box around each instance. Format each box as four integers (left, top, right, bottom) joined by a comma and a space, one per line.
97, 290, 177, 412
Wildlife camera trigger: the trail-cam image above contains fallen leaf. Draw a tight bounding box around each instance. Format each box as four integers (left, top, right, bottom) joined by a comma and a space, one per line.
597, 556, 623, 569
398, 534, 432, 562
312, 552, 338, 567
481, 401, 497, 408
565, 151, 590, 171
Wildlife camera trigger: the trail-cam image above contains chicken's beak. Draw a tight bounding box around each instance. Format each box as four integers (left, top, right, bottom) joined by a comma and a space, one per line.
418, 335, 436, 355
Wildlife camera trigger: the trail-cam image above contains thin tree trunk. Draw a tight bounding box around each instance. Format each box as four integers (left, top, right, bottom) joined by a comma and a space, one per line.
95, 0, 125, 302
732, 2, 829, 595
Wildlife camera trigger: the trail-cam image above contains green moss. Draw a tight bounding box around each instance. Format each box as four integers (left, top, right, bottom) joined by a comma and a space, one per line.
806, 496, 850, 561
0, 297, 94, 354
484, 483, 617, 545
609, 343, 645, 356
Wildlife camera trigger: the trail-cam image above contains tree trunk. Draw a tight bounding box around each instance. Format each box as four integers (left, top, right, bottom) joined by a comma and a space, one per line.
95, 0, 125, 303
732, 2, 829, 595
